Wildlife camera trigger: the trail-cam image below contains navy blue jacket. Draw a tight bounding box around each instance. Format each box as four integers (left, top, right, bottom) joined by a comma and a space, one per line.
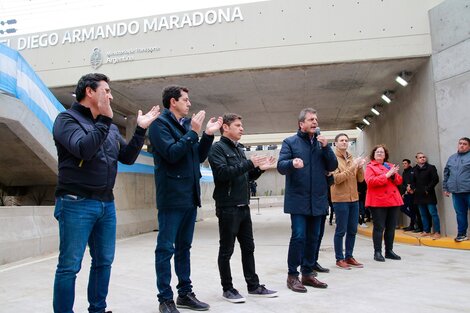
53, 102, 145, 201
148, 108, 214, 210
277, 130, 338, 216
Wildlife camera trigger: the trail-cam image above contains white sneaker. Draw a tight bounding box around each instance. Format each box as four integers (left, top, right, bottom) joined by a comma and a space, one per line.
359, 223, 368, 228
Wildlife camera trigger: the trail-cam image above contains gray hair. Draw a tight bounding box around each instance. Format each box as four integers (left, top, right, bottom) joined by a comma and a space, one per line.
298, 108, 317, 123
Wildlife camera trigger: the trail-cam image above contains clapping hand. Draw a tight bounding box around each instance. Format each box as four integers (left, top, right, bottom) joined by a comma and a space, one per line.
205, 116, 223, 135
190, 110, 206, 134
136, 105, 160, 129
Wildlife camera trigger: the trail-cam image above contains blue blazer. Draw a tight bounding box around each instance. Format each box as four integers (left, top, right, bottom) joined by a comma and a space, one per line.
149, 108, 214, 210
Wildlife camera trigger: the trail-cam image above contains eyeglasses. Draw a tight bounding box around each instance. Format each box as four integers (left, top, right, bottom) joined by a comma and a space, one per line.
374, 151, 385, 154
418, 156, 427, 159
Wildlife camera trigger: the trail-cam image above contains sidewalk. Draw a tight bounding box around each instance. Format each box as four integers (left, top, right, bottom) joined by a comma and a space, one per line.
1, 206, 470, 313
357, 223, 470, 250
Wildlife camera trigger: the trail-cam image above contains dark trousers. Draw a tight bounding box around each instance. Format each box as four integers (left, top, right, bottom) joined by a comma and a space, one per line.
401, 194, 417, 227
314, 215, 326, 263
370, 206, 400, 252
216, 205, 259, 292
288, 214, 322, 276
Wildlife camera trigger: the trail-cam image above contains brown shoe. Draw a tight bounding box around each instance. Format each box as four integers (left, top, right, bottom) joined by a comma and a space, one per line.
345, 257, 364, 268
432, 232, 441, 240
421, 232, 431, 237
336, 260, 351, 270
301, 274, 328, 289
287, 275, 307, 293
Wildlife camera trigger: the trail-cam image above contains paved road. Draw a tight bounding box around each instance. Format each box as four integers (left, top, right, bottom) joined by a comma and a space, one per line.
1, 207, 469, 313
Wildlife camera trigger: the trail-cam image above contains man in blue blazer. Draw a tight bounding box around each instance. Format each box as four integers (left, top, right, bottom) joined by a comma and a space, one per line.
149, 86, 222, 313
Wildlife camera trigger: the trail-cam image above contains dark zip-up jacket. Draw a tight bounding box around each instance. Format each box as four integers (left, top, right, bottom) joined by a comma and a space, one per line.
411, 162, 439, 205
208, 136, 263, 207
53, 102, 145, 201
149, 108, 214, 210
277, 130, 338, 216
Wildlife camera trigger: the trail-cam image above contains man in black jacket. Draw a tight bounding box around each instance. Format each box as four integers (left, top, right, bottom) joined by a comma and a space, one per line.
208, 113, 277, 303
400, 159, 421, 231
412, 152, 441, 239
52, 73, 159, 313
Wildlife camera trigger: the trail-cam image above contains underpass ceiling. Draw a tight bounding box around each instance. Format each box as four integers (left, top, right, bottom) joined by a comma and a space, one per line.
51, 57, 428, 134
0, 123, 57, 187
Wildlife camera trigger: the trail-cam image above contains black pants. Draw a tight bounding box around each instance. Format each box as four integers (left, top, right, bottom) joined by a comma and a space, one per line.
216, 205, 259, 292
370, 206, 400, 252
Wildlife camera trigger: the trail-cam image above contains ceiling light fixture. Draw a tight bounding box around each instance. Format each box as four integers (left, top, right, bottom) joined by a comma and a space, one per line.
356, 123, 365, 131
371, 104, 382, 116
362, 116, 371, 126
381, 90, 394, 103
395, 71, 412, 87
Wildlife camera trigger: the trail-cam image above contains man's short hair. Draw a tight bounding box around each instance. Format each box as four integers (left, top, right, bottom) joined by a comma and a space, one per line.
402, 159, 411, 164
334, 133, 349, 142
298, 108, 317, 123
162, 85, 189, 109
220, 113, 242, 135
459, 137, 470, 144
75, 73, 109, 102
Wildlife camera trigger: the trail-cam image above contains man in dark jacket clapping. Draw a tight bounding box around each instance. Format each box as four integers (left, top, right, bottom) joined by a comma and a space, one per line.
149, 86, 222, 313
277, 108, 337, 293
208, 113, 277, 303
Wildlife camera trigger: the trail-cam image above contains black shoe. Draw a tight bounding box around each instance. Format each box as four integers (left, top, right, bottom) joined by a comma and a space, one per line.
176, 292, 210, 311
159, 300, 180, 313
385, 250, 401, 260
412, 228, 422, 233
313, 262, 330, 273
402, 226, 413, 231
374, 251, 385, 262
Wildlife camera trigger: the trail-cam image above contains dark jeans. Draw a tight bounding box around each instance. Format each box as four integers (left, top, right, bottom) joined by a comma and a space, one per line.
53, 196, 116, 313
333, 201, 359, 260
370, 206, 399, 252
400, 194, 417, 227
418, 204, 441, 233
314, 215, 326, 263
216, 205, 259, 292
452, 192, 470, 235
155, 206, 197, 303
288, 214, 322, 276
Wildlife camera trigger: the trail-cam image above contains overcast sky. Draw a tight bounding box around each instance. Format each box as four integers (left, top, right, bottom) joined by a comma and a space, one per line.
0, 0, 262, 35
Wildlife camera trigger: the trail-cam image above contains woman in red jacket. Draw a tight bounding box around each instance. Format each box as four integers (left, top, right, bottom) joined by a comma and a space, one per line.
365, 145, 404, 262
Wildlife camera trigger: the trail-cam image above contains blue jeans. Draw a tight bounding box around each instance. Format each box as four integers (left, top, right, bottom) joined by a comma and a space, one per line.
287, 214, 322, 276
418, 203, 441, 233
53, 195, 116, 313
452, 192, 470, 236
155, 207, 197, 303
333, 201, 359, 261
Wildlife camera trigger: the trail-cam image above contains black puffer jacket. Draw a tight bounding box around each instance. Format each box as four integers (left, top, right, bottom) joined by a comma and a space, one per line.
412, 163, 439, 205
208, 136, 263, 207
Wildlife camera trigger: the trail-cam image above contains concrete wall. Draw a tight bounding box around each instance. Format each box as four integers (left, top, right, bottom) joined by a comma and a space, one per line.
358, 59, 446, 231
357, 0, 470, 236
0, 172, 158, 265
429, 0, 470, 236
